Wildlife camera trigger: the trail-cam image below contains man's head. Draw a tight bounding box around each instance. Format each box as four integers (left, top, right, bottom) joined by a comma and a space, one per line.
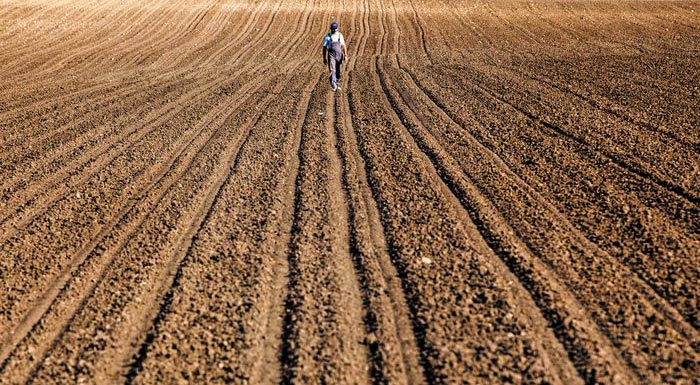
330, 21, 338, 32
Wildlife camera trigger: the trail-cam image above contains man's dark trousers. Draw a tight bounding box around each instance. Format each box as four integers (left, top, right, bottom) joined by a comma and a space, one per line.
329, 56, 342, 89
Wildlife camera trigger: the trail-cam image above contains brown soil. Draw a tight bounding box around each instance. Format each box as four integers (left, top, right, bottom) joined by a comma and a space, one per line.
1, 0, 698, 384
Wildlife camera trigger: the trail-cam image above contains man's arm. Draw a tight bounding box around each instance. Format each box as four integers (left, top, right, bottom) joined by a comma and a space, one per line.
322, 46, 328, 65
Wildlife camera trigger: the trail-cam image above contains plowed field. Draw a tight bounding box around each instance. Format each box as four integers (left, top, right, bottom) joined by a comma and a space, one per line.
1, 0, 699, 384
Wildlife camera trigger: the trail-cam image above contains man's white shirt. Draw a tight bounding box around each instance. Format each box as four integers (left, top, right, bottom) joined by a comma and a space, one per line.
323, 32, 345, 48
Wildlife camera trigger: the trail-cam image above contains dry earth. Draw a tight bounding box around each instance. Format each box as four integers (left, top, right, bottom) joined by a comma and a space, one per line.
0, 0, 699, 384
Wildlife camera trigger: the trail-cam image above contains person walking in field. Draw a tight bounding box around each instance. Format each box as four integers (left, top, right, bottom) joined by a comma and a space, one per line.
323, 21, 347, 92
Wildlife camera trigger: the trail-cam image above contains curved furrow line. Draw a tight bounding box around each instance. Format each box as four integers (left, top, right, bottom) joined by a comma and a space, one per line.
614, 3, 692, 46
0, 72, 242, 344
94, 3, 212, 70
150, 1, 283, 71
465, 64, 700, 194
121, 1, 325, 379
1, 2, 698, 383
346, 3, 570, 382
0, 5, 26, 30
0, 2, 116, 68
12, 0, 174, 80
0, 76, 241, 251
332, 0, 370, 72
0, 73, 148, 139
99, 1, 218, 72
495, 63, 700, 154
0, 73, 229, 244
124, 68, 317, 385
350, 59, 565, 384
381, 57, 643, 383
15, 81, 278, 385
0, 3, 33, 25
0, 28, 266, 140
14, 0, 173, 70
330, 4, 416, 384
0, 22, 300, 304
4, 43, 312, 380
0, 74, 267, 376
0, 46, 307, 376
98, 81, 292, 385
245, 72, 321, 385
280, 76, 370, 385
336, 94, 427, 385
558, 3, 661, 54
0, 70, 194, 173
405, 0, 431, 64
388, 7, 697, 372
398, 60, 700, 334
119, 110, 272, 383
51, 3, 322, 380
467, 76, 700, 205
359, 3, 433, 382
427, 0, 500, 63
144, 1, 234, 70
257, 0, 315, 71
387, 2, 698, 381
0, 42, 205, 117
536, 5, 617, 51
21, 0, 175, 70
430, 0, 505, 65
0, 0, 117, 51
395, 65, 637, 383
555, 5, 660, 55
554, 1, 689, 58
392, 65, 700, 383
0, 1, 284, 218
482, 1, 555, 49
546, 2, 622, 47
166, 2, 243, 69
516, 3, 688, 89
539, 47, 695, 95
276, 6, 364, 376
333, 13, 429, 378
383, 2, 605, 381
0, 3, 249, 145
0, 10, 176, 105
501, 59, 700, 139
0, 2, 46, 20
0, 70, 189, 144
630, 1, 700, 31
0, 2, 161, 79
242, 74, 318, 385
344, 1, 437, 382
194, 0, 287, 72
215, 0, 285, 67
370, 3, 439, 384
379, 2, 598, 381
0, 5, 53, 37
56, 0, 197, 74
524, 2, 642, 55
197, 0, 279, 69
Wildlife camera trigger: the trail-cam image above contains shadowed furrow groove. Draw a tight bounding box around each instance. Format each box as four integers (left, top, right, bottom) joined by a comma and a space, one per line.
397, 60, 700, 332
1, 1, 699, 383
0, 71, 278, 383
125, 69, 318, 385
390, 58, 700, 384
377, 56, 633, 384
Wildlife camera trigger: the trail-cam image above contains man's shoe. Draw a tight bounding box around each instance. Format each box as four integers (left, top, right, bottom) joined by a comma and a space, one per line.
332, 84, 338, 92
